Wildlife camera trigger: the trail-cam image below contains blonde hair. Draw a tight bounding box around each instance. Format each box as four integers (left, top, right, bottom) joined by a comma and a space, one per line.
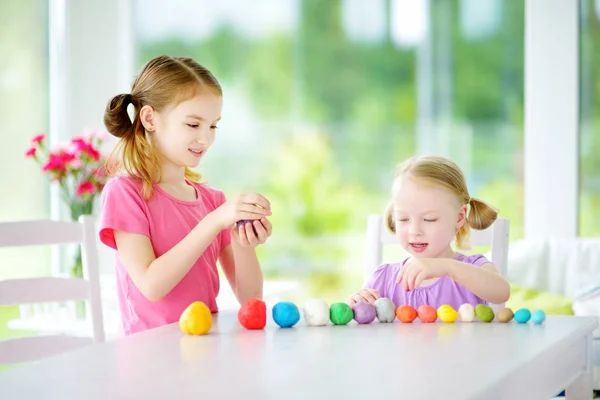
103, 55, 222, 199
384, 155, 498, 249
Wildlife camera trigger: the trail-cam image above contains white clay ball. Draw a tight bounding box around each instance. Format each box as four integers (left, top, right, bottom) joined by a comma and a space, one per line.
458, 303, 475, 322
373, 298, 396, 323
303, 299, 330, 326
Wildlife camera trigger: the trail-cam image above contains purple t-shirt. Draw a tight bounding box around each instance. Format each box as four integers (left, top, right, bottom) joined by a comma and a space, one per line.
364, 253, 491, 310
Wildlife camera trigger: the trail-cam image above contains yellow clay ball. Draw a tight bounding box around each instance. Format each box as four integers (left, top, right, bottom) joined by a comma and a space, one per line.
437, 304, 458, 323
179, 301, 212, 335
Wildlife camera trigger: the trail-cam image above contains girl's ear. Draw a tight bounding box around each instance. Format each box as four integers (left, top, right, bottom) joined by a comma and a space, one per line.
139, 105, 156, 132
456, 204, 467, 230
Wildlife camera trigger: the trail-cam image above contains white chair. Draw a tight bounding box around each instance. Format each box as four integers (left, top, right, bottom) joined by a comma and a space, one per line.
0, 215, 105, 364
365, 214, 510, 309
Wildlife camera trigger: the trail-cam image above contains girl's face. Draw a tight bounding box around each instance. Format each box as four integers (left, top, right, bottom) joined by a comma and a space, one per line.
392, 175, 467, 258
151, 92, 222, 170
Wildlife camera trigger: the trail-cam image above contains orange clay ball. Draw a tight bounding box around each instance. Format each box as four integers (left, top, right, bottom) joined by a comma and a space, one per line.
396, 305, 418, 323
417, 305, 438, 323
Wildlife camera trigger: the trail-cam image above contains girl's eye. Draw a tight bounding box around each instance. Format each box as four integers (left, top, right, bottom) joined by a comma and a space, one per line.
424, 219, 437, 222
187, 124, 199, 128
397, 218, 409, 222
210, 125, 219, 130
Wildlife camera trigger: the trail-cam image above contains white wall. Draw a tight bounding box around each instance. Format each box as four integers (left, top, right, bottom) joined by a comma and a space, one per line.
524, 0, 580, 239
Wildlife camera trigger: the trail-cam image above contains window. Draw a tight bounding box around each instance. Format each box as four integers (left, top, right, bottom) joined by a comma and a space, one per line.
580, 0, 600, 237
0, 0, 50, 280
134, 0, 524, 302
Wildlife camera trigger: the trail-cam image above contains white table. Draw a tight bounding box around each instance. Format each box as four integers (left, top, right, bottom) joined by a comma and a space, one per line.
7, 278, 301, 339
0, 313, 597, 399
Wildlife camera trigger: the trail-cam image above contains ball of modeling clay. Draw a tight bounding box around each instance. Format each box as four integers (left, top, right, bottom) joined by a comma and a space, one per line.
373, 298, 396, 323
475, 304, 494, 323
329, 303, 354, 325
458, 304, 475, 322
514, 308, 531, 324
437, 305, 458, 323
236, 220, 258, 235
179, 301, 212, 335
396, 305, 418, 323
352, 302, 376, 324
272, 301, 300, 328
303, 299, 330, 326
497, 307, 514, 323
417, 305, 437, 323
531, 309, 546, 324
238, 298, 267, 330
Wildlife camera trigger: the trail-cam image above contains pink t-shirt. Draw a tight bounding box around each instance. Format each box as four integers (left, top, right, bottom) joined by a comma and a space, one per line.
99, 176, 231, 335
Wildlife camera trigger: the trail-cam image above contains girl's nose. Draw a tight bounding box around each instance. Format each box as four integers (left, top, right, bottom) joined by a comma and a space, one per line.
409, 223, 423, 236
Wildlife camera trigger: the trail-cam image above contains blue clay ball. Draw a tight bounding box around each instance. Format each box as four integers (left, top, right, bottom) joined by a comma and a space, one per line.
514, 308, 531, 323
272, 301, 300, 328
531, 309, 546, 324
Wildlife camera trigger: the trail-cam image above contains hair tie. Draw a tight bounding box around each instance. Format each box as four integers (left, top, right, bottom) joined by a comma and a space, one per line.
125, 93, 133, 104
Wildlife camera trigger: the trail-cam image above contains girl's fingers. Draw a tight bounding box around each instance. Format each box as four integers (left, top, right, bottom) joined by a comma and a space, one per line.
351, 294, 366, 304
396, 269, 405, 284
241, 193, 271, 211
260, 218, 272, 236
243, 223, 257, 246
252, 220, 268, 243
239, 204, 271, 217
238, 224, 250, 246
414, 271, 426, 290
359, 290, 377, 304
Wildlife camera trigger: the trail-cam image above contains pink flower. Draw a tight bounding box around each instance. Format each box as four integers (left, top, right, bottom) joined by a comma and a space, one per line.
25, 147, 37, 158
59, 151, 75, 164
76, 181, 96, 197
42, 153, 68, 173
32, 133, 45, 144
71, 138, 101, 161
84, 129, 109, 142
69, 159, 84, 169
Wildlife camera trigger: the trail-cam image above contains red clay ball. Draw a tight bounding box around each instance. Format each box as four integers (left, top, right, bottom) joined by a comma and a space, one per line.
238, 298, 267, 330
417, 305, 438, 323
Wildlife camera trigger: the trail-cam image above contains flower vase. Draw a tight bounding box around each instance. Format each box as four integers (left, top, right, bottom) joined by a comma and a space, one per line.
69, 202, 93, 320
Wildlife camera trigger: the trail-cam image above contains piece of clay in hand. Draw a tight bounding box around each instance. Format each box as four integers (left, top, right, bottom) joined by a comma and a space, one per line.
236, 220, 258, 236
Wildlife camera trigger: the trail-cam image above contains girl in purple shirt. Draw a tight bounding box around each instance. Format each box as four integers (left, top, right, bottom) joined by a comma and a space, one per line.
348, 155, 510, 310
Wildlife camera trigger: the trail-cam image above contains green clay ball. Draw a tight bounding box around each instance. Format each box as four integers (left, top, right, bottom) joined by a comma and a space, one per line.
330, 302, 354, 325
475, 304, 494, 323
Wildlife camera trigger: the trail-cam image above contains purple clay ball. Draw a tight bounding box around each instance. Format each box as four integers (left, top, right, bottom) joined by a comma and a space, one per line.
352, 301, 376, 324
236, 220, 258, 236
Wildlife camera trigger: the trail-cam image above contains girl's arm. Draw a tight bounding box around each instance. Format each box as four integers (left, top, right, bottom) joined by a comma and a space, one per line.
447, 261, 510, 304
398, 258, 510, 304
115, 193, 271, 302
219, 218, 271, 303
114, 212, 223, 301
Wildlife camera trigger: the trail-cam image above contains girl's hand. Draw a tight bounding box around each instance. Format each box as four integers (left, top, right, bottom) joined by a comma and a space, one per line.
232, 217, 272, 248
212, 192, 271, 230
346, 288, 381, 306
396, 258, 450, 291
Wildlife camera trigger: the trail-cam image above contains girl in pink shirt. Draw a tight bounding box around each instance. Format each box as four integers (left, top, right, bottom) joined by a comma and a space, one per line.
99, 55, 272, 335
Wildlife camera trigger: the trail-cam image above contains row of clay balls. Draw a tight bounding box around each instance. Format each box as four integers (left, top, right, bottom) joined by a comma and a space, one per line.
236, 298, 547, 330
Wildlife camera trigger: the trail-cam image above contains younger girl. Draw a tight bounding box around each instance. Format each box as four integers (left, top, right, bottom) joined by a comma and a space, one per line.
100, 55, 272, 335
348, 155, 510, 310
